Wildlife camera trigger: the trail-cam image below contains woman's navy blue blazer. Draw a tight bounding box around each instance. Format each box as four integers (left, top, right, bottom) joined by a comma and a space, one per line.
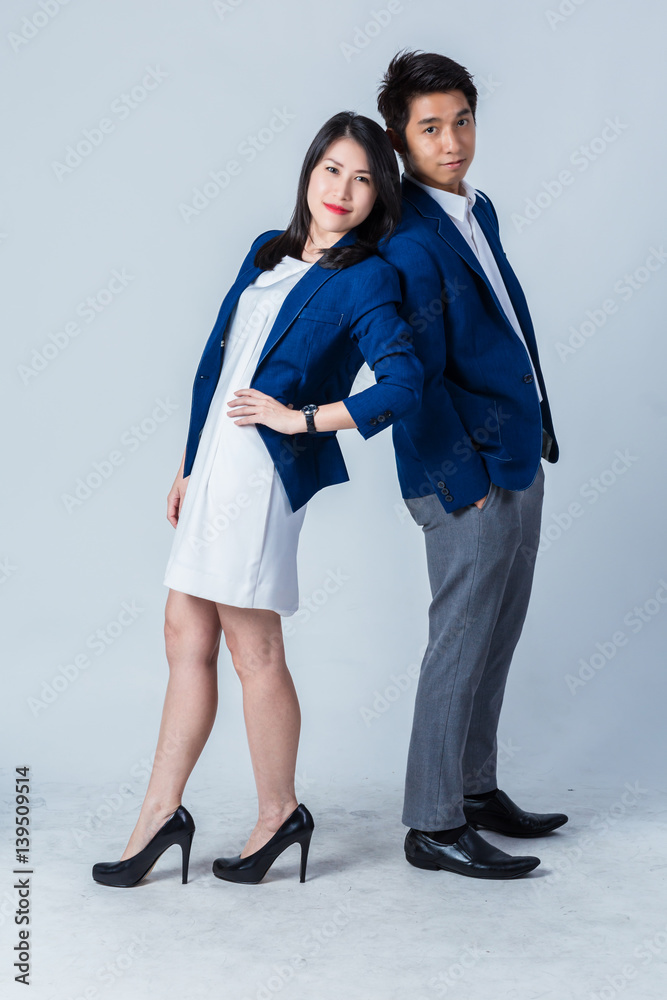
182, 228, 424, 512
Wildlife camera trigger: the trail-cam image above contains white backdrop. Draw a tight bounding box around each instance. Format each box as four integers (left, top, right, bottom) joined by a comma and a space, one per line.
3, 0, 667, 855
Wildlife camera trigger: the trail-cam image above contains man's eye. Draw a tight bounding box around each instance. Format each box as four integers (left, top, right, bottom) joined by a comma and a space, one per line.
425, 126, 436, 134
457, 119, 469, 126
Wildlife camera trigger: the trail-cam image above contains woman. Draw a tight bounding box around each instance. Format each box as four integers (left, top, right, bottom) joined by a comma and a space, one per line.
92, 111, 422, 888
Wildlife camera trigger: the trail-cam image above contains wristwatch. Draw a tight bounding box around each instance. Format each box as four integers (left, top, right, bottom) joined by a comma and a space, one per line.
301, 404, 319, 434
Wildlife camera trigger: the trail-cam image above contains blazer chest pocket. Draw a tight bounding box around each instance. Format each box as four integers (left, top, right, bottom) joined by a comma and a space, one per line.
298, 305, 345, 326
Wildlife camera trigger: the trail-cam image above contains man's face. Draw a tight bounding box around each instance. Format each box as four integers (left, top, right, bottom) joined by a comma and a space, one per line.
391, 89, 476, 194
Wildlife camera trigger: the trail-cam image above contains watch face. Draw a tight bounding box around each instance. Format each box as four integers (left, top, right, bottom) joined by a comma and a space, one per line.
302, 404, 318, 415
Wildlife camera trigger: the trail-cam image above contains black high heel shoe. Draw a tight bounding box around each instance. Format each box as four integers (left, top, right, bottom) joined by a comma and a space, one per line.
92, 805, 195, 887
212, 803, 314, 884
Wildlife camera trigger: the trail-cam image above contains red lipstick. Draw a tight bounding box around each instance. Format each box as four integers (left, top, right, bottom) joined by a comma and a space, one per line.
324, 202, 351, 215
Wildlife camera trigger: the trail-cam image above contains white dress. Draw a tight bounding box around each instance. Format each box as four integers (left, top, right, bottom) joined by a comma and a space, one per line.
163, 254, 314, 615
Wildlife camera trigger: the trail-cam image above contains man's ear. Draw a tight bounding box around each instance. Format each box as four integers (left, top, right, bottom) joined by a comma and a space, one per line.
386, 127, 405, 156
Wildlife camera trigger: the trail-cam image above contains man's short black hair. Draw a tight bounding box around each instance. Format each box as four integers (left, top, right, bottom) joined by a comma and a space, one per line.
377, 49, 478, 144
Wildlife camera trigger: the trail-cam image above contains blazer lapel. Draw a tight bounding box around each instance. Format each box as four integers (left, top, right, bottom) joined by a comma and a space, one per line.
208, 259, 263, 345
254, 228, 357, 369
402, 176, 492, 287
471, 201, 535, 339
402, 176, 530, 340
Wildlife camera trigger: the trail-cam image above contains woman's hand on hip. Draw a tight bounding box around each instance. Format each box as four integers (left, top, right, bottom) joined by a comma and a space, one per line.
227, 388, 306, 435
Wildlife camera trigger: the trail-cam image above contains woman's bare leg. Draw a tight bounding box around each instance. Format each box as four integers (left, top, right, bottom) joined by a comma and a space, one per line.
120, 589, 221, 859
216, 604, 300, 857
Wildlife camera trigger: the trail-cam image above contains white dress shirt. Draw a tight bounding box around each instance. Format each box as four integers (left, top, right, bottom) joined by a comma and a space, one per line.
405, 174, 542, 401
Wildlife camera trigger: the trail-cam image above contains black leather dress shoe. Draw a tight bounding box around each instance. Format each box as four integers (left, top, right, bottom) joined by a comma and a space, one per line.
405, 826, 540, 879
463, 789, 568, 838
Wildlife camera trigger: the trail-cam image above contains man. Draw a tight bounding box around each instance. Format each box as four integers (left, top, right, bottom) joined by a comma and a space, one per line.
377, 50, 567, 879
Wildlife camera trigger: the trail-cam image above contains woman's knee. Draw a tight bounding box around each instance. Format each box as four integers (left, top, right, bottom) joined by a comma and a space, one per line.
224, 626, 285, 680
164, 593, 220, 662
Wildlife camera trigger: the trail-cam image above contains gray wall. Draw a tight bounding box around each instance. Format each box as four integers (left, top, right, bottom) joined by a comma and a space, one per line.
3, 0, 666, 803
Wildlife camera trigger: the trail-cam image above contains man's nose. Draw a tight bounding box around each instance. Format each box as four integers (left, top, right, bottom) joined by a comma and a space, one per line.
440, 129, 461, 153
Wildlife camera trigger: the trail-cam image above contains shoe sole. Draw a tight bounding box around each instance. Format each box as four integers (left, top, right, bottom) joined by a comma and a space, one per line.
406, 854, 539, 879
212, 871, 265, 885
468, 819, 568, 838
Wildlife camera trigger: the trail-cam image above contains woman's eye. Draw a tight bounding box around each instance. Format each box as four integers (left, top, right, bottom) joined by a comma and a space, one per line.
326, 165, 338, 173
356, 176, 369, 183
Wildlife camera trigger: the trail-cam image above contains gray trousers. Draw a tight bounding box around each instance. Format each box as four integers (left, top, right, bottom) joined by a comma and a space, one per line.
403, 463, 545, 829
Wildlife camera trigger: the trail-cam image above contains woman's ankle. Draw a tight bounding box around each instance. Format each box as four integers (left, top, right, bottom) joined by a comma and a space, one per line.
138, 799, 181, 826
257, 798, 298, 834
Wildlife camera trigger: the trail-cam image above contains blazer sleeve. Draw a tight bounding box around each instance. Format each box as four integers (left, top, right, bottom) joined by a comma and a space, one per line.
380, 235, 492, 510
340, 260, 423, 439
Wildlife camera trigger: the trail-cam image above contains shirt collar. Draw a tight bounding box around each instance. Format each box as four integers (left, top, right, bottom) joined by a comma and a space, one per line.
404, 173, 476, 222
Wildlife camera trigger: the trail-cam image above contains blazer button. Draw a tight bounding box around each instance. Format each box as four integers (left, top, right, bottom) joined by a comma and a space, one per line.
523, 373, 534, 383
444, 495, 454, 502
385, 410, 393, 417
369, 417, 378, 426
377, 414, 386, 422
437, 481, 446, 489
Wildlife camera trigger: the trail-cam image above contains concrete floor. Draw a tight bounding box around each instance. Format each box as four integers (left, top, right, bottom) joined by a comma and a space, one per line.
8, 779, 667, 1000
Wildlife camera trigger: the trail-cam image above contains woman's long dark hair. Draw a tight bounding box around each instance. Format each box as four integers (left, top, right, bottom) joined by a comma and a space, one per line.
254, 111, 401, 271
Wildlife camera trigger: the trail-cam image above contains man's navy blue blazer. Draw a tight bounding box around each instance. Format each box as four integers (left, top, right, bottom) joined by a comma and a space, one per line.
182, 228, 423, 512
379, 175, 559, 513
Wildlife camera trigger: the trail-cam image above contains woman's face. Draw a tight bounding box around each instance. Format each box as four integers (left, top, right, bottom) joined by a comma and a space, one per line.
306, 137, 378, 239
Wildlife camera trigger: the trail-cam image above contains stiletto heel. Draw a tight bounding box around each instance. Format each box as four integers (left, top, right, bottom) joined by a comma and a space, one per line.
92, 806, 196, 887
212, 804, 314, 885
298, 833, 311, 883
179, 830, 194, 884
